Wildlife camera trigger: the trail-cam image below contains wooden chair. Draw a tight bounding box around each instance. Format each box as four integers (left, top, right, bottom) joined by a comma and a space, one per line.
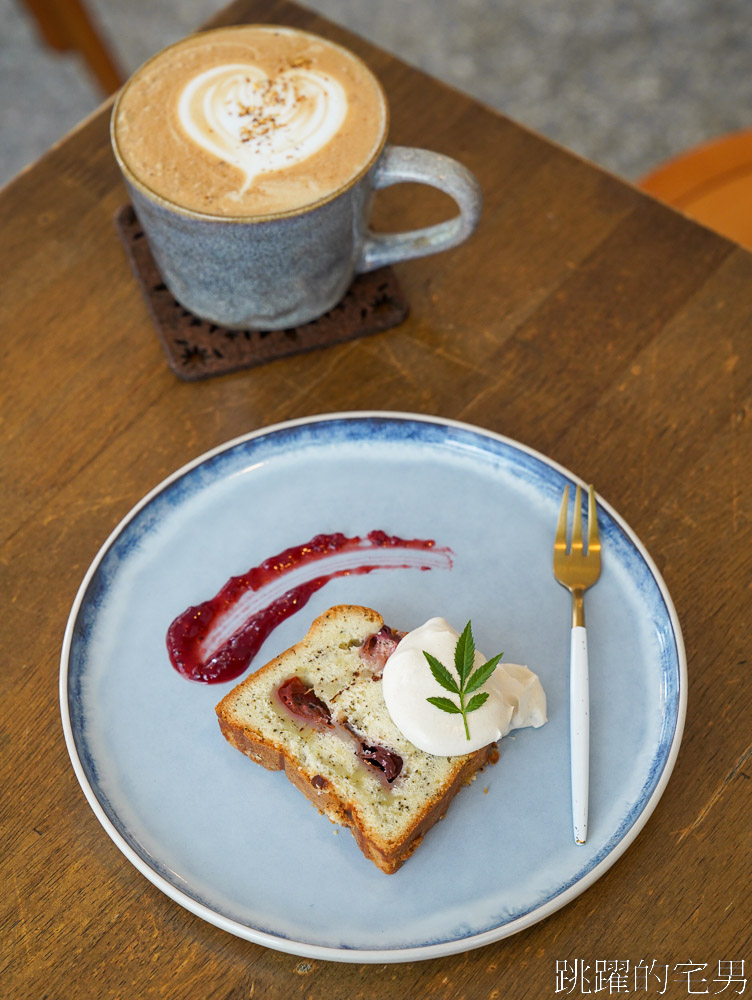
639, 128, 752, 251
22, 0, 124, 94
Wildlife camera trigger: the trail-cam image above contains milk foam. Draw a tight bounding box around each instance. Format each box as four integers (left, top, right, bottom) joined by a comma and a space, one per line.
177, 62, 348, 191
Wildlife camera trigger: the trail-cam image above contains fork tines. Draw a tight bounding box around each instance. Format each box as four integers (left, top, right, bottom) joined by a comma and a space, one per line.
555, 484, 601, 563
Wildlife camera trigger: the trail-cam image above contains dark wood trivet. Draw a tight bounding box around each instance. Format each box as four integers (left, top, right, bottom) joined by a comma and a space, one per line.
115, 204, 409, 381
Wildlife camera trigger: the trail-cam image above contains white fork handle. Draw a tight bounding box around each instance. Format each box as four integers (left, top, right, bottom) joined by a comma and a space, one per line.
570, 625, 589, 844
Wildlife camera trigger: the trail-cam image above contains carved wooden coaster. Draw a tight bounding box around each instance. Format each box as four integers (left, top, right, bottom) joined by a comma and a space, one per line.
115, 204, 409, 381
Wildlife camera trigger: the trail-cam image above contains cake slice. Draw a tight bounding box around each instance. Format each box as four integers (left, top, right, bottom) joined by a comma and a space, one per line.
215, 605, 497, 873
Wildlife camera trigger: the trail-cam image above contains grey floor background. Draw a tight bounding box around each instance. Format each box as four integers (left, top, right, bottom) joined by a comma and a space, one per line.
2, 0, 752, 189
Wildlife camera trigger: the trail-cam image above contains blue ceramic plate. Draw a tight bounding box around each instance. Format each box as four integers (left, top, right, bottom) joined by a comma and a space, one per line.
60, 412, 686, 963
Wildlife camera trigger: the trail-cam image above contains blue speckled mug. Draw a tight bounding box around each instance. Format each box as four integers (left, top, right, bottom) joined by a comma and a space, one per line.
111, 28, 482, 331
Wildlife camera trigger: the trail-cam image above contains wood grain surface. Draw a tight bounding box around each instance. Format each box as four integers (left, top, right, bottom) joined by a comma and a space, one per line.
2, 1, 750, 997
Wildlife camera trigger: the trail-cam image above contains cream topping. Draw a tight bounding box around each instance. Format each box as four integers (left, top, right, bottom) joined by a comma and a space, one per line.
382, 617, 547, 756
177, 62, 348, 191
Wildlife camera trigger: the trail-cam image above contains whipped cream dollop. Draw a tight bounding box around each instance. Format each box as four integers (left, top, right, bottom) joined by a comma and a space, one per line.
382, 618, 547, 756
177, 63, 347, 192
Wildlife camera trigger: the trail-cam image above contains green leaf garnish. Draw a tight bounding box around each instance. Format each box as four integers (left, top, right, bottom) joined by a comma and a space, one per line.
455, 621, 476, 685
426, 696, 462, 714
423, 621, 503, 741
424, 651, 460, 694
465, 691, 490, 714
465, 653, 503, 694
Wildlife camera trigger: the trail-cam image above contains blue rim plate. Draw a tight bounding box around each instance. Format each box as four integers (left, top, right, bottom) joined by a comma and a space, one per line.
60, 412, 686, 963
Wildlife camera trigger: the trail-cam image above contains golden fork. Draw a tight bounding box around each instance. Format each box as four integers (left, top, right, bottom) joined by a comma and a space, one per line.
553, 483, 602, 844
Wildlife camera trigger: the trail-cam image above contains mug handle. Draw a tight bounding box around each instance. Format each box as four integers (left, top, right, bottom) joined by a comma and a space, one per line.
357, 145, 483, 273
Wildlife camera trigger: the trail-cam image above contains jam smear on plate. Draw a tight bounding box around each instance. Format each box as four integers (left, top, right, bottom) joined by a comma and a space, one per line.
166, 530, 451, 684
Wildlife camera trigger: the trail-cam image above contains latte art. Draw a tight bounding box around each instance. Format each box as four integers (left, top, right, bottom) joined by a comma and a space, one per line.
112, 25, 388, 216
178, 63, 348, 191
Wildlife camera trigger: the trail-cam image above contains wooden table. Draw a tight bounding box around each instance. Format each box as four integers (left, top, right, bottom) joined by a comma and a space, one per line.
3, 1, 750, 996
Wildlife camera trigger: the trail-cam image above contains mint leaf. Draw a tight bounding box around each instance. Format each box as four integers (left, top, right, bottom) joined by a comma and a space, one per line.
424, 621, 504, 740
424, 651, 460, 694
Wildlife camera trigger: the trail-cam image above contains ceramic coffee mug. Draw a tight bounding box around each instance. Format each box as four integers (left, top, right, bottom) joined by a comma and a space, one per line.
111, 25, 482, 330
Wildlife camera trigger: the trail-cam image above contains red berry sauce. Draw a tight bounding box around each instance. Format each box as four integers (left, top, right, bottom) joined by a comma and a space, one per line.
166, 530, 452, 684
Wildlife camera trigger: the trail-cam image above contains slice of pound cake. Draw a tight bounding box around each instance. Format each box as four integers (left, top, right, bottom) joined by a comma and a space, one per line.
215, 605, 498, 873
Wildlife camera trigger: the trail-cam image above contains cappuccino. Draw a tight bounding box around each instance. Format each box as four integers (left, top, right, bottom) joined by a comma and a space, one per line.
113, 26, 388, 218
